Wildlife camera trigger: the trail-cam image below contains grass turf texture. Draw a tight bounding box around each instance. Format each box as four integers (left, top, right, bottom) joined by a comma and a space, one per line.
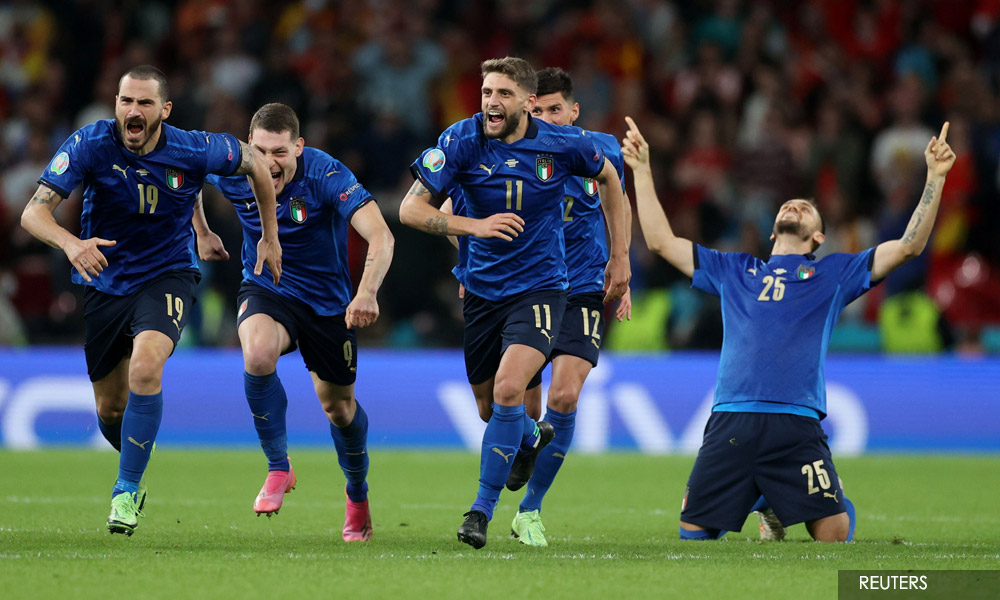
2, 451, 998, 600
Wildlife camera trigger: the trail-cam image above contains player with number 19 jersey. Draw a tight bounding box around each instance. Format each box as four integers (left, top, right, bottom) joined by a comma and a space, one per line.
206, 147, 373, 315
38, 119, 242, 295
411, 112, 606, 301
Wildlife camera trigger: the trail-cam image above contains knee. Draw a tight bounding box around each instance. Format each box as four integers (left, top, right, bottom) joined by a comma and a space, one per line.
242, 341, 279, 376
809, 513, 850, 542
547, 384, 579, 413
95, 399, 126, 423
322, 396, 355, 428
492, 376, 523, 406
476, 401, 493, 423
127, 355, 164, 392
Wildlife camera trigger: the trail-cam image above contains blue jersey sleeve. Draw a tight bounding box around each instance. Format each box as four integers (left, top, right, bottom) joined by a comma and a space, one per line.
320, 162, 373, 221
410, 122, 473, 196
38, 126, 96, 198
201, 132, 242, 176
837, 248, 877, 303
691, 244, 734, 297
567, 128, 606, 180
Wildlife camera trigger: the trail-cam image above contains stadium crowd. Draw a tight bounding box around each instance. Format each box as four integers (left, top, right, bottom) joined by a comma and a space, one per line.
1, 0, 999, 352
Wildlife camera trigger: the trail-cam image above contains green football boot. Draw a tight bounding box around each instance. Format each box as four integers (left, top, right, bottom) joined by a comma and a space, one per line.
107, 491, 141, 536
511, 509, 548, 547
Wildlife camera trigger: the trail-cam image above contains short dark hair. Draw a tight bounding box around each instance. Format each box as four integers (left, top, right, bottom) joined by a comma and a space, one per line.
481, 57, 537, 95
536, 67, 573, 100
249, 103, 300, 139
119, 65, 169, 102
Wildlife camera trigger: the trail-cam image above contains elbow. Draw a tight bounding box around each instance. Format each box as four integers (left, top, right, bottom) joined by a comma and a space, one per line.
398, 198, 416, 227
899, 242, 926, 261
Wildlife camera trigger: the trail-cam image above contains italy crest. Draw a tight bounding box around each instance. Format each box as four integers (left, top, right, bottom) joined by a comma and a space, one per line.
583, 177, 598, 196
166, 168, 184, 190
290, 198, 307, 223
536, 157, 554, 181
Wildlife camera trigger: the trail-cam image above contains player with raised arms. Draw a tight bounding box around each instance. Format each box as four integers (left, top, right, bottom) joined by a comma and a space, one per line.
196, 102, 393, 541
623, 117, 955, 542
20, 65, 281, 536
400, 57, 631, 549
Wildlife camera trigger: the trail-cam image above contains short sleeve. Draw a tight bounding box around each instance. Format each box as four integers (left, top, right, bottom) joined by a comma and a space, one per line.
410, 124, 469, 197
566, 129, 605, 180
838, 248, 877, 303
691, 244, 734, 298
37, 127, 94, 198
321, 163, 373, 221
203, 132, 242, 176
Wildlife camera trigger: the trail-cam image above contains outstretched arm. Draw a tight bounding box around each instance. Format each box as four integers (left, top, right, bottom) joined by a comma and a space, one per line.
594, 158, 631, 303
623, 116, 695, 278
871, 122, 956, 281
235, 140, 282, 284
399, 178, 524, 240
346, 202, 395, 329
21, 183, 116, 283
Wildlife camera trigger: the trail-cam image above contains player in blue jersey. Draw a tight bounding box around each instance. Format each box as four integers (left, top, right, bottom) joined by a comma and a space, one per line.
509, 67, 632, 547
624, 117, 956, 542
195, 103, 393, 542
20, 65, 281, 536
400, 57, 631, 549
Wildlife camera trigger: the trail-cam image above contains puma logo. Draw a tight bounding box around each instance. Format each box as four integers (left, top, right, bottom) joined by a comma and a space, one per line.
492, 447, 514, 463
346, 451, 367, 456
127, 437, 151, 450
326, 171, 339, 177
824, 490, 840, 503
478, 163, 495, 176
747, 268, 757, 276
591, 339, 600, 349
252, 412, 269, 421
113, 164, 129, 179
553, 452, 566, 459
540, 330, 553, 344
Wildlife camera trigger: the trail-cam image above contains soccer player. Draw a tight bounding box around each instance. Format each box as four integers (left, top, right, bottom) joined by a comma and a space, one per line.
509, 67, 632, 547
623, 116, 955, 542
400, 57, 630, 549
20, 65, 281, 536
197, 102, 393, 542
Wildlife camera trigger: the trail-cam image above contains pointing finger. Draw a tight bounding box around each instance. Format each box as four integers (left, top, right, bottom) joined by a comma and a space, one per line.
939, 121, 950, 143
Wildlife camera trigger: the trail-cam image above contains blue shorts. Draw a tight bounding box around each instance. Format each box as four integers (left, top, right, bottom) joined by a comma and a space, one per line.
237, 282, 357, 386
83, 269, 199, 382
463, 288, 567, 385
680, 411, 847, 532
551, 291, 605, 367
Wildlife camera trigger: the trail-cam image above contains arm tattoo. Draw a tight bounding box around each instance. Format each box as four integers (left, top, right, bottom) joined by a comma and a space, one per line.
234, 141, 256, 175
424, 215, 449, 235
408, 179, 431, 197
364, 250, 374, 270
193, 194, 203, 211
901, 181, 934, 244
30, 187, 60, 206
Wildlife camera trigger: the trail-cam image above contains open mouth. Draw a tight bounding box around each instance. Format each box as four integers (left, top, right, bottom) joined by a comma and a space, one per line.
125, 120, 144, 137
487, 110, 505, 128
271, 171, 282, 188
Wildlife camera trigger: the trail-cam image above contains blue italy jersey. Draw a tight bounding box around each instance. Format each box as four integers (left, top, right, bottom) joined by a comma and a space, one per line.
692, 246, 878, 419
206, 147, 373, 316
39, 120, 241, 295
411, 113, 605, 301
562, 130, 625, 294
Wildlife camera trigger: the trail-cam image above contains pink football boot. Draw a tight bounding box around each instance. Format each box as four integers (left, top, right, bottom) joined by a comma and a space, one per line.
253, 463, 296, 517
342, 491, 372, 541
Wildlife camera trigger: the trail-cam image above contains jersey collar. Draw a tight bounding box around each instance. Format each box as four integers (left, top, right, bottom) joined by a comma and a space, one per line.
768, 252, 816, 262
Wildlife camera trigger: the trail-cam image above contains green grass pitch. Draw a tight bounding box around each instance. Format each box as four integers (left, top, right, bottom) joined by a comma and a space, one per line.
2, 450, 998, 599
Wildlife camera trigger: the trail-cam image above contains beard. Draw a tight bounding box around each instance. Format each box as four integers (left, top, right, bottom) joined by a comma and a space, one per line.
774, 218, 807, 238
483, 109, 522, 140
118, 115, 161, 152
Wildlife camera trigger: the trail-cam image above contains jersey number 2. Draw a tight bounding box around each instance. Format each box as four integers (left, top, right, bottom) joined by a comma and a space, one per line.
757, 276, 786, 302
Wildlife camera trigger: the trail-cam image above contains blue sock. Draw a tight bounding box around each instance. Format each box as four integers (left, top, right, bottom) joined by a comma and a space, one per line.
330, 401, 369, 503
679, 527, 727, 540
244, 371, 289, 471
519, 412, 539, 452
114, 391, 162, 496
470, 403, 523, 520
519, 407, 575, 513
97, 415, 122, 452
844, 495, 856, 542
750, 495, 769, 513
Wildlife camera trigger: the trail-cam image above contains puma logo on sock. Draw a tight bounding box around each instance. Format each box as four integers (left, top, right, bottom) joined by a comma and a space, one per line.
492, 448, 514, 463
127, 437, 150, 450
